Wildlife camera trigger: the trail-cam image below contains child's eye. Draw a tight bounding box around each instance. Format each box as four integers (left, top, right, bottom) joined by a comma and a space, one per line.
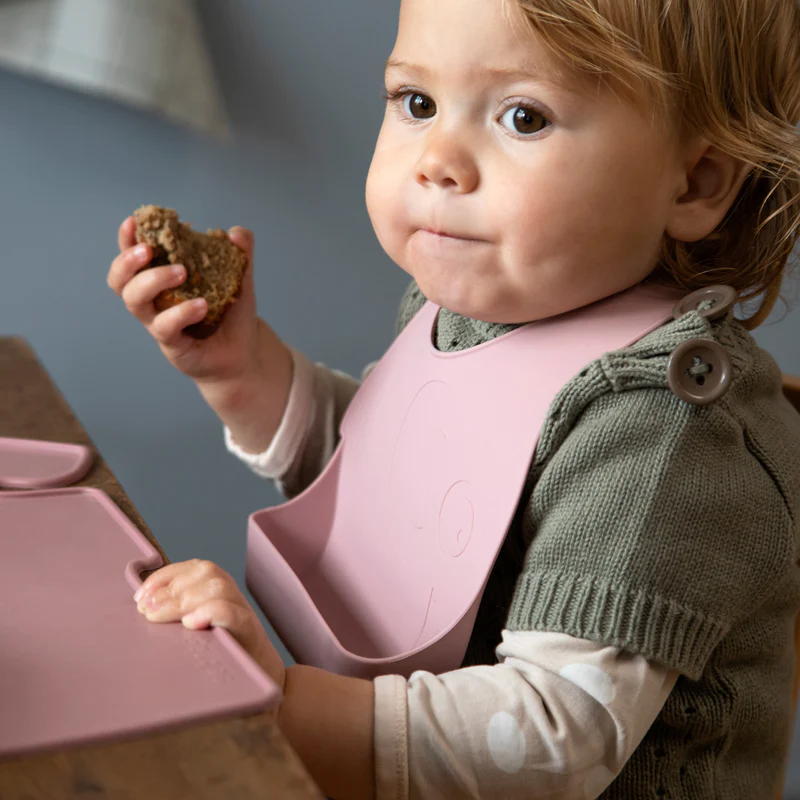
500, 104, 549, 136
382, 88, 437, 123
403, 92, 437, 120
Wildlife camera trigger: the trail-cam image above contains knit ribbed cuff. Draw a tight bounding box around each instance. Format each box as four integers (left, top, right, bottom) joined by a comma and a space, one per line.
507, 571, 729, 681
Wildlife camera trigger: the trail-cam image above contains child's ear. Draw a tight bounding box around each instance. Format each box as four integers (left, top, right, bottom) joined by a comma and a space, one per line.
665, 138, 752, 243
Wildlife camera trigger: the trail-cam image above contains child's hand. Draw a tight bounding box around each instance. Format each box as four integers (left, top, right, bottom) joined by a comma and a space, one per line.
134, 558, 286, 691
107, 216, 261, 387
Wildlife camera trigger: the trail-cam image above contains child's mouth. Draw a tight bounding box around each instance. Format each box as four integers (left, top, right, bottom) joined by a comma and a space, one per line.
419, 227, 487, 244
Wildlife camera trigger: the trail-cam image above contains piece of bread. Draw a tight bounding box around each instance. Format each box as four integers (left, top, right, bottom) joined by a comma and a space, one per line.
133, 205, 248, 340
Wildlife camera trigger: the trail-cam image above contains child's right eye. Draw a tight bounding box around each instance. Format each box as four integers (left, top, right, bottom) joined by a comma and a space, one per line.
383, 88, 437, 121
403, 92, 437, 119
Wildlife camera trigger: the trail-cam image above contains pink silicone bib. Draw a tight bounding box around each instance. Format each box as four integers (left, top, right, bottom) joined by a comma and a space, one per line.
246, 284, 679, 678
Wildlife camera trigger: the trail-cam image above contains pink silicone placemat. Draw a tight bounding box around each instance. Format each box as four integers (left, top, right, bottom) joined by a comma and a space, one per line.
0, 437, 93, 489
0, 487, 281, 761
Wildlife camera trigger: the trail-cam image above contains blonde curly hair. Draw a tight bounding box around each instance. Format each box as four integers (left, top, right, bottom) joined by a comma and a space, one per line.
508, 0, 800, 328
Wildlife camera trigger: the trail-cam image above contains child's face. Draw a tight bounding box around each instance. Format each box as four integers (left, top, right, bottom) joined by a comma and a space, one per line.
366, 0, 687, 323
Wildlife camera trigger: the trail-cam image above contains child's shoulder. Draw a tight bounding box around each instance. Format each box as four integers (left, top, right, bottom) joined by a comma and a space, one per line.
544, 306, 800, 518
604, 306, 785, 419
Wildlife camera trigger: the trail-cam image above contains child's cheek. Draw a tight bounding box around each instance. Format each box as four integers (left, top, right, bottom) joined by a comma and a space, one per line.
366, 155, 409, 262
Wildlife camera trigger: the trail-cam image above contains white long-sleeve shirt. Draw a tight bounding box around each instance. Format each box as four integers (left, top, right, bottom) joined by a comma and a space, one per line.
224, 347, 678, 800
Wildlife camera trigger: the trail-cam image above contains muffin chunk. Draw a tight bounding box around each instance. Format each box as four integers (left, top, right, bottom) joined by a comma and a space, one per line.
133, 205, 248, 339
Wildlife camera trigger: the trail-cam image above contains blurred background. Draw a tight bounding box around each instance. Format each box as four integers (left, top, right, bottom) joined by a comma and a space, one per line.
0, 1, 798, 795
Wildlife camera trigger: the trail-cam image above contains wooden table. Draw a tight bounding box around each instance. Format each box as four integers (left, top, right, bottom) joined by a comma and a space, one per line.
0, 336, 324, 800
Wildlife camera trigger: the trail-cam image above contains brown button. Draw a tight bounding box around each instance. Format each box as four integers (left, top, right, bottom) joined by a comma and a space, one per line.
672, 285, 737, 321
666, 339, 733, 405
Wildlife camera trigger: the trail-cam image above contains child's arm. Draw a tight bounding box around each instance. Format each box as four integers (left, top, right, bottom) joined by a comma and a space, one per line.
275, 632, 678, 800
198, 316, 295, 455
380, 632, 677, 800
278, 665, 376, 800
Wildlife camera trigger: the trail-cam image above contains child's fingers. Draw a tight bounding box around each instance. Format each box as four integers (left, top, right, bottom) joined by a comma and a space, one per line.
107, 242, 153, 296
149, 298, 208, 347
228, 226, 254, 264
179, 598, 250, 632
118, 216, 137, 253
138, 574, 244, 623
120, 264, 188, 324
134, 558, 205, 605
135, 571, 280, 679
135, 559, 235, 609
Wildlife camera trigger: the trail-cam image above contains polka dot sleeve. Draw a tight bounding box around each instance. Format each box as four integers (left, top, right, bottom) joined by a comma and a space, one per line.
373, 630, 678, 800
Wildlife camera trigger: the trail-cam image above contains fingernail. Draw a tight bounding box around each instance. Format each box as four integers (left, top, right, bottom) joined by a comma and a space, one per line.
172, 265, 186, 279
134, 244, 149, 258
134, 586, 144, 602
193, 299, 207, 311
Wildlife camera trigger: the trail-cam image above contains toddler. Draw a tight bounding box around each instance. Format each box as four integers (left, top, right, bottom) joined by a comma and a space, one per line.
108, 0, 800, 797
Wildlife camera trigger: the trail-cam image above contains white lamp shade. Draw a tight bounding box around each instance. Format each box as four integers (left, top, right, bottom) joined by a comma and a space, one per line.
0, 0, 230, 139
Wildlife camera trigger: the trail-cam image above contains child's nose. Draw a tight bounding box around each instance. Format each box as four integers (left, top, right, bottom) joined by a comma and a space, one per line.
414, 132, 479, 194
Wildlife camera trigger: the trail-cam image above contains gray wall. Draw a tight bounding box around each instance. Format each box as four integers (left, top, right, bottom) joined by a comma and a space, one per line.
1, 1, 798, 793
